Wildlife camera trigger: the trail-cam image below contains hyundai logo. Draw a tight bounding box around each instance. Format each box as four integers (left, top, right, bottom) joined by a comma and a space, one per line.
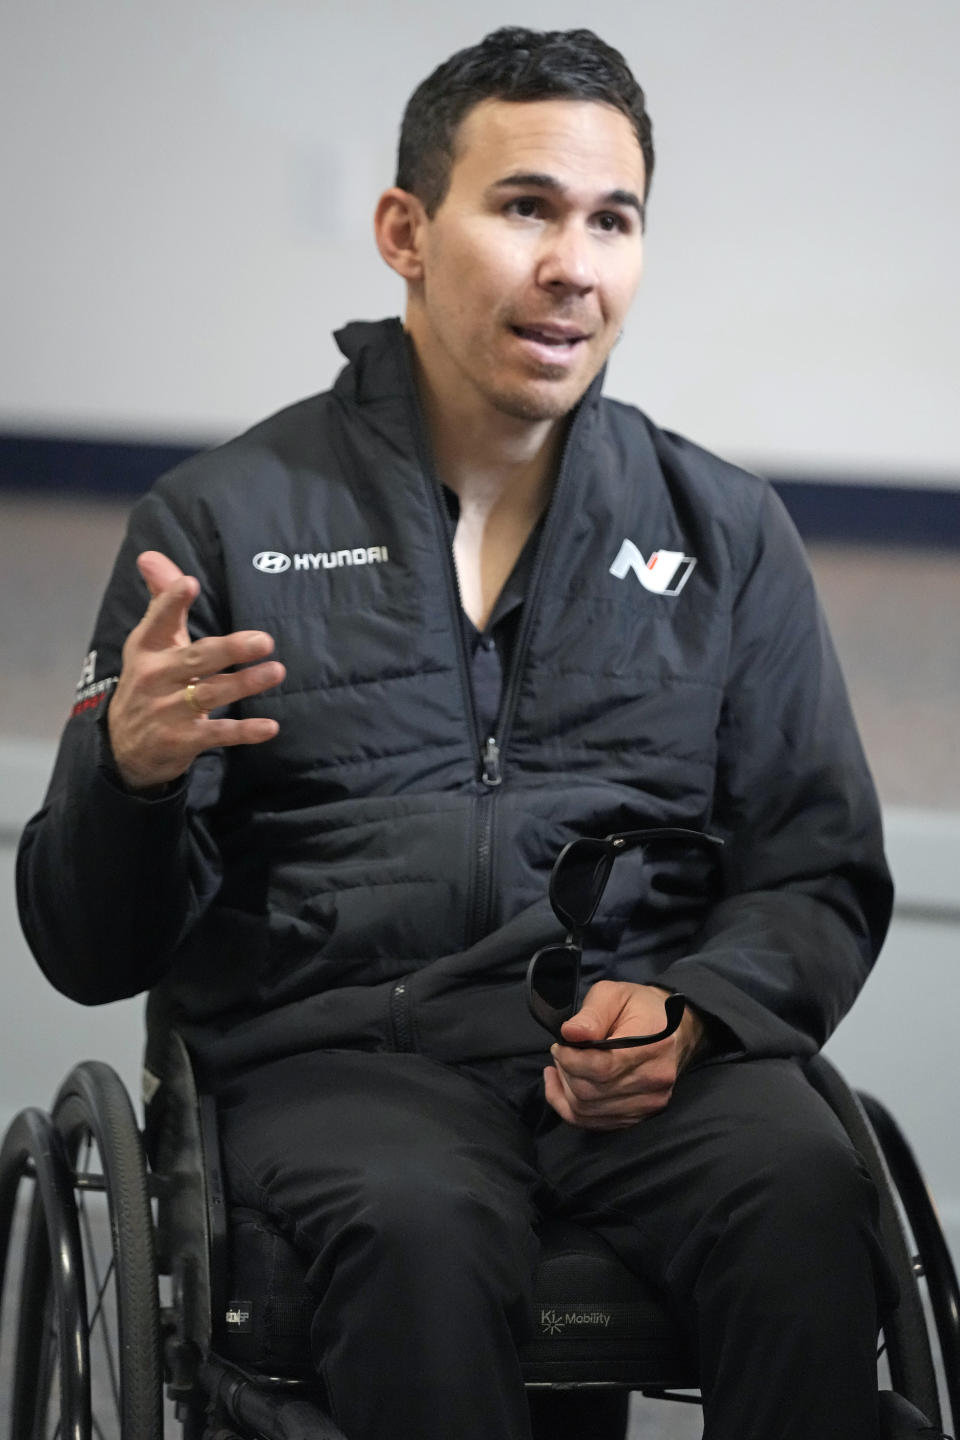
252, 551, 291, 574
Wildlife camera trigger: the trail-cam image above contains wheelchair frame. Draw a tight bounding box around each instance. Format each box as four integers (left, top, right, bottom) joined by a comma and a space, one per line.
1, 1045, 957, 1440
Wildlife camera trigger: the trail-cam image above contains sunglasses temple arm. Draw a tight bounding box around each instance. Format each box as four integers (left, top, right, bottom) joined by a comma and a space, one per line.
611, 827, 725, 854
662, 991, 686, 1032
554, 992, 688, 1050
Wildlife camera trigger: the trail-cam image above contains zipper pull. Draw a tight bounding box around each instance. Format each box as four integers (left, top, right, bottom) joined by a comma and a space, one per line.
481, 737, 502, 787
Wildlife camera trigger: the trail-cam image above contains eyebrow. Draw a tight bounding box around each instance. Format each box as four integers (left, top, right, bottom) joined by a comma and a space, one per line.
488, 171, 645, 225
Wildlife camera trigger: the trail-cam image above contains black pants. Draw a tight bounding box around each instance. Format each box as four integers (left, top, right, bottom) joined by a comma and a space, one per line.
216, 1051, 891, 1440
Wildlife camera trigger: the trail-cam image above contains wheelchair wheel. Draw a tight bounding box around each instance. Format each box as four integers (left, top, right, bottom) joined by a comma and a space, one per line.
10, 1062, 163, 1439
806, 1056, 944, 1429
860, 1091, 960, 1439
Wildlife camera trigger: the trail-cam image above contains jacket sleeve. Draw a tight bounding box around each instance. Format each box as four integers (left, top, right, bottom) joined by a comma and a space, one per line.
15, 483, 228, 1005
652, 485, 893, 1058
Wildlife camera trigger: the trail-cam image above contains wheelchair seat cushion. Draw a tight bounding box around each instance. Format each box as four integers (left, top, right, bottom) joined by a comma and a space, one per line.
523, 1219, 695, 1386
220, 1208, 695, 1388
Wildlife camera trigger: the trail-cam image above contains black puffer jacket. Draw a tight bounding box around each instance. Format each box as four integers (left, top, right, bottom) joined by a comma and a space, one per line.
16, 319, 892, 1083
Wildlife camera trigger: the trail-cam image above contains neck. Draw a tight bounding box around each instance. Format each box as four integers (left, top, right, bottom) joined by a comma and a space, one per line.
406, 323, 577, 629
411, 349, 564, 519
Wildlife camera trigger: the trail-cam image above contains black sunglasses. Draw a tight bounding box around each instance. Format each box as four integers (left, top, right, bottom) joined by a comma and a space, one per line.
526, 827, 724, 1050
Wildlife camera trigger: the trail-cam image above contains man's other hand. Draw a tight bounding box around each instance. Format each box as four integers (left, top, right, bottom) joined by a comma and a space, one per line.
543, 982, 706, 1130
107, 550, 285, 791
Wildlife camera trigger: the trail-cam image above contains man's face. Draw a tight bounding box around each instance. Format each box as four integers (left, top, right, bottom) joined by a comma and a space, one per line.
405, 98, 647, 424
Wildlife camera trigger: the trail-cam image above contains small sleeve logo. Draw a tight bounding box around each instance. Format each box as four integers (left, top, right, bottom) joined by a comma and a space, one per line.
77, 649, 97, 691
71, 648, 118, 717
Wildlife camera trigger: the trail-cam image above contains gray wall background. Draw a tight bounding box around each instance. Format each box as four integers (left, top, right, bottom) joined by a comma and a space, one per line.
1, 0, 958, 1293
1, 0, 958, 478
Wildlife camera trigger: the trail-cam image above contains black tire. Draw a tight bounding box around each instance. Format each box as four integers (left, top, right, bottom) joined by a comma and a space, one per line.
11, 1062, 163, 1440
805, 1056, 942, 1429
860, 1091, 960, 1439
9, 1188, 60, 1439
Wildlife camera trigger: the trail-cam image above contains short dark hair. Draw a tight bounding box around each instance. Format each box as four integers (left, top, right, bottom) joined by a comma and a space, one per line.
396, 27, 654, 216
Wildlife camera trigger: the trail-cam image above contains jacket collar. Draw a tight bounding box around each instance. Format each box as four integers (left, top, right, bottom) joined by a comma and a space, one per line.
331, 316, 607, 419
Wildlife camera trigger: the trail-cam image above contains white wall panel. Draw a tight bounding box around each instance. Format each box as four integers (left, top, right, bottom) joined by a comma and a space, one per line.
1, 0, 958, 477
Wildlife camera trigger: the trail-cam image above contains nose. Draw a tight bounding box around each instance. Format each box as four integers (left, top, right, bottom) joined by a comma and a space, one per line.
536, 221, 597, 295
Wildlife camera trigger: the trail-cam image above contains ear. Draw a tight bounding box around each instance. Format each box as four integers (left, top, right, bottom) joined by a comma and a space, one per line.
374, 187, 428, 282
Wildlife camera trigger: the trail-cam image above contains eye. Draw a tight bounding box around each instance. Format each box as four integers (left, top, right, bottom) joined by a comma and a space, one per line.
505, 196, 543, 219
594, 211, 631, 235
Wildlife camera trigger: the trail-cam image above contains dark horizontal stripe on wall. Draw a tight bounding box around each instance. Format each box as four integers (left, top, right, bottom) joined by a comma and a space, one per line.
1, 431, 958, 548
0, 432, 204, 500
768, 476, 960, 549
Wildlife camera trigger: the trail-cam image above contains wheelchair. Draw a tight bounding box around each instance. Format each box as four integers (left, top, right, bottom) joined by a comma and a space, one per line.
1, 1030, 957, 1440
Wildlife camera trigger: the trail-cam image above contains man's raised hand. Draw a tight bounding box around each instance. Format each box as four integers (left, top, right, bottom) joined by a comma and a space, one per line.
107, 551, 285, 791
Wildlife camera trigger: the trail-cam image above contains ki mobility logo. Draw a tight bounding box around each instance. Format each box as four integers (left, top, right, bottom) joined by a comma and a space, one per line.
609, 540, 697, 596
540, 1306, 613, 1336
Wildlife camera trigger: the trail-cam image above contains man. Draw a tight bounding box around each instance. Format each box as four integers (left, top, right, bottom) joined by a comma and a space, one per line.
18, 27, 898, 1440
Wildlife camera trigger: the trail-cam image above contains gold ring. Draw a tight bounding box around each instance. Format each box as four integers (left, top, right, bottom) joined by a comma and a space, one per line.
184, 679, 207, 717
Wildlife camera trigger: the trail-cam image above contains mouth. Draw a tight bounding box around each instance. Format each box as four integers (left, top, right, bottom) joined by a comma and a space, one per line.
511, 323, 589, 345
509, 323, 591, 364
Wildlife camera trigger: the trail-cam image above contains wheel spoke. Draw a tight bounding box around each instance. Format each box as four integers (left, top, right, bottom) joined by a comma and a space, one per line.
91, 1264, 123, 1419
88, 1253, 116, 1329
76, 1130, 123, 1421
36, 1292, 59, 1440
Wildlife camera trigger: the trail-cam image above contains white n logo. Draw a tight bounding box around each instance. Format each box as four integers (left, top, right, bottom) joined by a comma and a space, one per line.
609, 540, 696, 596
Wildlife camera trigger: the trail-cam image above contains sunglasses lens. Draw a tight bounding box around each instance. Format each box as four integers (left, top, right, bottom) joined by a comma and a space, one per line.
551, 839, 612, 929
526, 945, 580, 1035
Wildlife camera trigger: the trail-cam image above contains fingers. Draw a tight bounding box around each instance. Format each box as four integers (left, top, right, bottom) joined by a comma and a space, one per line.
108, 551, 286, 790
126, 624, 277, 700
558, 979, 631, 1046
559, 980, 675, 1049
109, 709, 281, 791
108, 660, 285, 790
551, 1038, 674, 1094
543, 1061, 670, 1130
129, 552, 278, 685
171, 630, 277, 686
177, 658, 285, 715
137, 550, 187, 597
185, 714, 281, 750
546, 1024, 678, 1130
134, 552, 199, 653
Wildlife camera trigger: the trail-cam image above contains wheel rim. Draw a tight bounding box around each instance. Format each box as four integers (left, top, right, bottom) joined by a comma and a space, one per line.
53, 1064, 164, 1440
28, 1129, 125, 1440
